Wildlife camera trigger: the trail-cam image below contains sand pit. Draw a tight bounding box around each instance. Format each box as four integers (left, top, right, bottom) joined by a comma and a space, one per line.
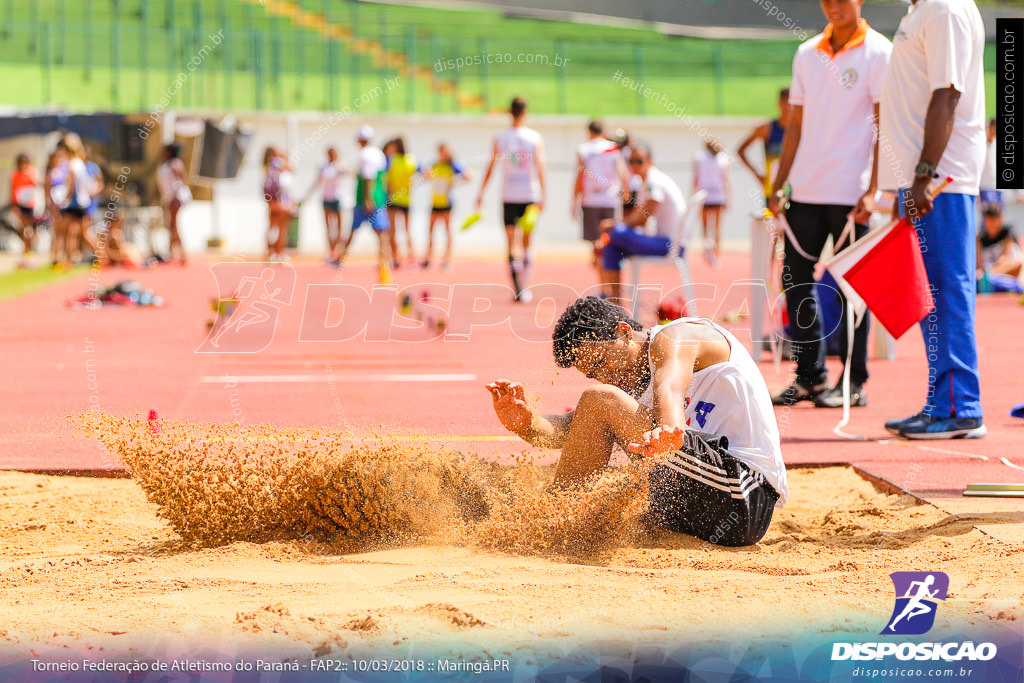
0, 416, 1021, 664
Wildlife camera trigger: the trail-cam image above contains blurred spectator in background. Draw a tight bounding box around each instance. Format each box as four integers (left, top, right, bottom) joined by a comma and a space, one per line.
302, 146, 348, 267
340, 126, 390, 270
424, 142, 470, 270
45, 150, 68, 268
597, 144, 686, 302
693, 137, 730, 267
82, 148, 104, 257
477, 96, 547, 303
261, 146, 294, 264
10, 153, 39, 267
614, 130, 642, 217
575, 120, 628, 281
384, 136, 421, 267
157, 143, 191, 266
979, 119, 1000, 210
94, 187, 136, 267
737, 87, 790, 202
574, 120, 627, 241
84, 148, 104, 219
977, 203, 1023, 292
56, 133, 97, 266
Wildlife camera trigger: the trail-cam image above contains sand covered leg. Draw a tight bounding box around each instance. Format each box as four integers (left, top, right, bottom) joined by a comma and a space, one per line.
552, 385, 652, 488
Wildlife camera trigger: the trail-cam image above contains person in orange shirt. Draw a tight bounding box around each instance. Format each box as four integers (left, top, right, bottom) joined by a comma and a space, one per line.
10, 153, 39, 266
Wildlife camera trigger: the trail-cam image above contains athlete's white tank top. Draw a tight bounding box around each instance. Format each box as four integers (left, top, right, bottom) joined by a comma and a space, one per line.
638, 317, 788, 506
496, 126, 542, 204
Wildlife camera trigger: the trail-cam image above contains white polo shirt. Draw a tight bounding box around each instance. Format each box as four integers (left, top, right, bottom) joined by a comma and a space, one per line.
637, 166, 686, 241
878, 0, 986, 194
788, 19, 892, 206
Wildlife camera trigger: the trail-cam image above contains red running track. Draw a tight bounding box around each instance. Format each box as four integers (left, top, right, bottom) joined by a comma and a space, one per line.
2, 251, 1022, 496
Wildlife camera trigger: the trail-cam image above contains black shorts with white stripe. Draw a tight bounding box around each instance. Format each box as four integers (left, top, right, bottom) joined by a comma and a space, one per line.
646, 430, 779, 547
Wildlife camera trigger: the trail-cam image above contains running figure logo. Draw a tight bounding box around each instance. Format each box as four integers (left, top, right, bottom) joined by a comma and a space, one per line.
197, 263, 296, 353
881, 571, 949, 635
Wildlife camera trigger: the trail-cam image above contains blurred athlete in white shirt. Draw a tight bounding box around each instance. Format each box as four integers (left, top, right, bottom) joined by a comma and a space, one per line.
476, 97, 547, 303
303, 147, 349, 265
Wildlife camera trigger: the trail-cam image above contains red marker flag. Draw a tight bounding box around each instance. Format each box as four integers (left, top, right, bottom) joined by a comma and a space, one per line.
826, 218, 933, 339
148, 409, 161, 434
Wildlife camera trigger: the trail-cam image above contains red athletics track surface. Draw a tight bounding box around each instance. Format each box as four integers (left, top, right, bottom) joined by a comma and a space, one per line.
2, 251, 1023, 499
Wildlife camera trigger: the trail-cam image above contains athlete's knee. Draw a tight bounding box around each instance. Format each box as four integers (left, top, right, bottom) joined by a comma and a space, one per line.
577, 384, 629, 413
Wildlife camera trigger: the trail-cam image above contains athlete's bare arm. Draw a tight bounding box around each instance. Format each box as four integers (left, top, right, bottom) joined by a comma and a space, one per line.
623, 198, 659, 228
768, 105, 803, 215
852, 102, 881, 224
736, 122, 770, 185
486, 379, 572, 449
628, 323, 730, 457
301, 170, 324, 204
475, 139, 499, 210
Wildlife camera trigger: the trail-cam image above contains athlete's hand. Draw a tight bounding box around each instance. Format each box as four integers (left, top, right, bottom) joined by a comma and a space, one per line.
904, 177, 933, 221
628, 425, 686, 457
767, 191, 784, 217
485, 379, 532, 434
851, 191, 874, 225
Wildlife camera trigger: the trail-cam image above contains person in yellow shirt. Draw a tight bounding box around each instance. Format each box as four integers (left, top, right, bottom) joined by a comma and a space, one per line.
384, 137, 421, 267
423, 142, 471, 270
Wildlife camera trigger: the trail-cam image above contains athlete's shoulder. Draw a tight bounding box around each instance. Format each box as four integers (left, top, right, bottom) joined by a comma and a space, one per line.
864, 26, 894, 51
522, 126, 542, 142
651, 318, 708, 342
651, 318, 726, 361
648, 322, 698, 360
650, 166, 679, 189
917, 0, 979, 21
795, 32, 827, 56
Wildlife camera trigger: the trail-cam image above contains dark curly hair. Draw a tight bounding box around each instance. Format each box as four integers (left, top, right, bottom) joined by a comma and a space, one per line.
552, 296, 642, 368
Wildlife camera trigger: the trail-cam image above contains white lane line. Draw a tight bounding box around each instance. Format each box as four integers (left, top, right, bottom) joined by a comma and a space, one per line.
201, 373, 477, 384
1000, 457, 1024, 471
